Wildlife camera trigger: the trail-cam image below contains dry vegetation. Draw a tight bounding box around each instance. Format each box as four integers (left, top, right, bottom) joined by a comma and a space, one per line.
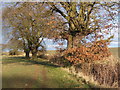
2, 47, 119, 88
62, 55, 119, 88
64, 40, 111, 65
49, 47, 119, 88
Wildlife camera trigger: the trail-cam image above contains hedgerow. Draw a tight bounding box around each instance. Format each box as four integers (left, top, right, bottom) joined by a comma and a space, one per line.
63, 40, 111, 65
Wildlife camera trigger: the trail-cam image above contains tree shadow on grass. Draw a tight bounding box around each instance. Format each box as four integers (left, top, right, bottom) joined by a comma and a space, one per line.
2, 56, 60, 68
2, 76, 43, 88
2, 57, 29, 64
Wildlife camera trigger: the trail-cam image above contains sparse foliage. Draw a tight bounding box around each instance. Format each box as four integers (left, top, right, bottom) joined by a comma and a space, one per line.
3, 2, 55, 58
48, 2, 118, 48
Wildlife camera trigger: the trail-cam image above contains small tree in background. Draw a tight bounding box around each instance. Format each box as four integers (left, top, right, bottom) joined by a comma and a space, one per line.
3, 2, 54, 58
3, 2, 66, 59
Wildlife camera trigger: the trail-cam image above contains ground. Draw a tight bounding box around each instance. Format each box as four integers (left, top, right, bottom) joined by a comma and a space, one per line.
109, 47, 119, 58
2, 56, 90, 88
2, 47, 119, 88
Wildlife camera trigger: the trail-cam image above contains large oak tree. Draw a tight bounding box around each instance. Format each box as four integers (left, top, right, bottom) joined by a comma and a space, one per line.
47, 2, 118, 49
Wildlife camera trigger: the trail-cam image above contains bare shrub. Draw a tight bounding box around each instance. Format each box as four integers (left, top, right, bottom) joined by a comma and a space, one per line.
49, 54, 71, 67
9, 50, 22, 55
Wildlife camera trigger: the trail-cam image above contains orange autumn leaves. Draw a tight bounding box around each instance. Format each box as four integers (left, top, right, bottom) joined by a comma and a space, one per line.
47, 16, 57, 28
64, 40, 111, 65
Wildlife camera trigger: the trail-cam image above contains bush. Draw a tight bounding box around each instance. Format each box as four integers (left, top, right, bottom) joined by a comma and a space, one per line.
37, 49, 46, 58
74, 55, 119, 87
49, 55, 72, 67
63, 40, 111, 65
9, 50, 20, 55
67, 55, 119, 88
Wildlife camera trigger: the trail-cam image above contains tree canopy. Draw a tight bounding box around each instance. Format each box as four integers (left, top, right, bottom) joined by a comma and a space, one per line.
47, 2, 118, 48
2, 2, 118, 59
3, 2, 52, 58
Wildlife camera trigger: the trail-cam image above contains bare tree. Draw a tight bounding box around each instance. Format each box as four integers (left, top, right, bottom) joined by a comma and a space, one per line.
47, 2, 118, 48
2, 2, 53, 58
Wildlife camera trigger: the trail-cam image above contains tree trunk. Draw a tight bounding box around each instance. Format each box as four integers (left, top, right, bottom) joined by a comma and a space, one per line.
32, 52, 37, 59
25, 51, 30, 58
31, 49, 38, 59
67, 35, 74, 49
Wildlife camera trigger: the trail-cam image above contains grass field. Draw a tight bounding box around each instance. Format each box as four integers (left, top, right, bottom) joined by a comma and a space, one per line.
109, 47, 119, 58
2, 47, 119, 88
2, 56, 90, 88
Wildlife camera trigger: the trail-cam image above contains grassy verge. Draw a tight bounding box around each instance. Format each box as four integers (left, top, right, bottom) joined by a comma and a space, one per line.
2, 56, 90, 88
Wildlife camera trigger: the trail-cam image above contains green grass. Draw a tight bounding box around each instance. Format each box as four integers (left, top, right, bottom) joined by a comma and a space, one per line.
2, 47, 119, 88
46, 50, 57, 56
2, 56, 90, 88
109, 47, 119, 58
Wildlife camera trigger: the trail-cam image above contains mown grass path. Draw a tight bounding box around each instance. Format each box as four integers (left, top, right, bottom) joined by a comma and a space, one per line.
2, 56, 90, 88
